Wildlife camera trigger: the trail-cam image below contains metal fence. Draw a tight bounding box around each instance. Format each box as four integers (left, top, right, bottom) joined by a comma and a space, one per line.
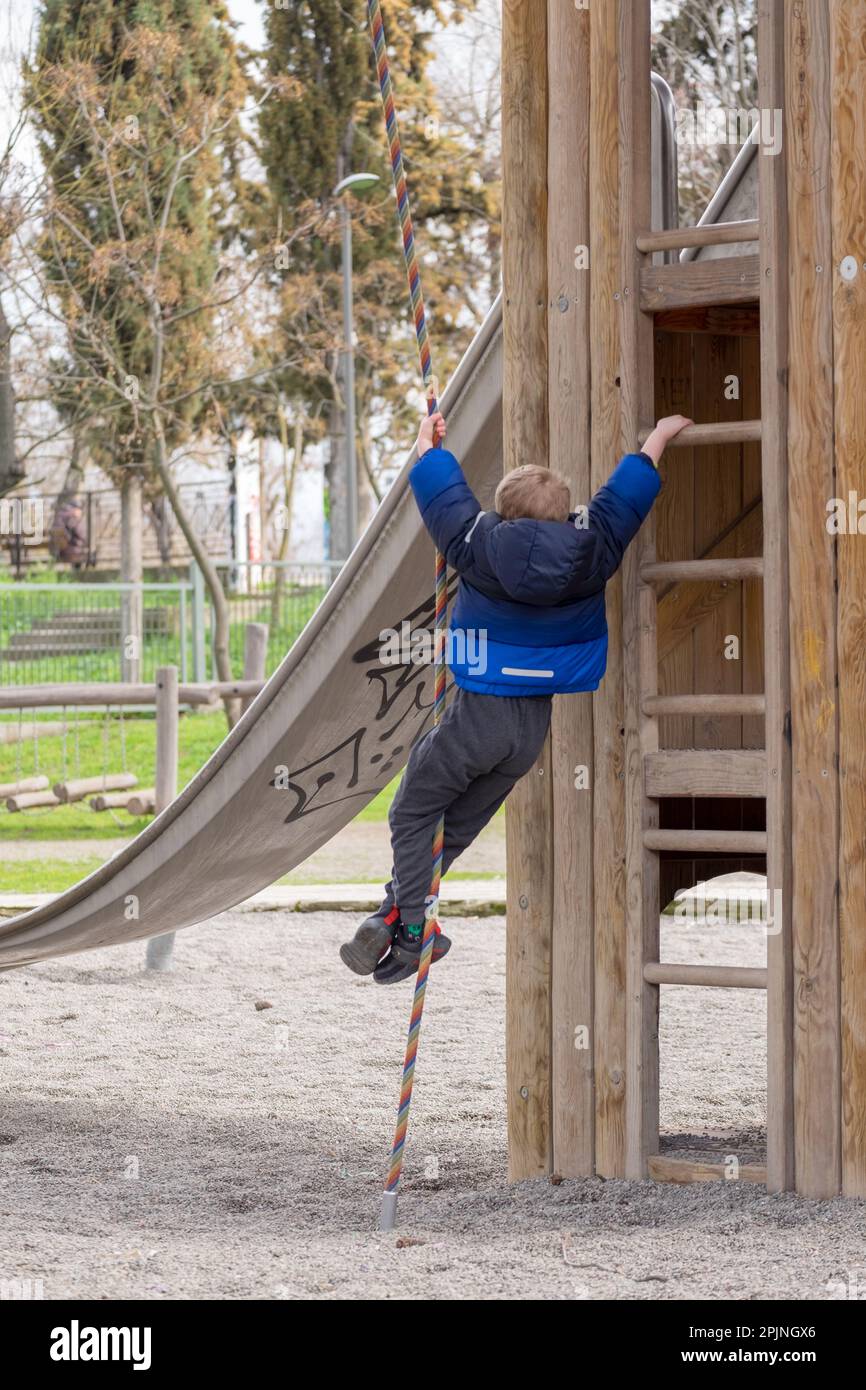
212, 561, 342, 678
0, 561, 342, 686
0, 581, 192, 686
1, 481, 232, 577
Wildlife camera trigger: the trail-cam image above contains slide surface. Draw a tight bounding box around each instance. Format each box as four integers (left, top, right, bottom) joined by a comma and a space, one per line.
0, 299, 504, 968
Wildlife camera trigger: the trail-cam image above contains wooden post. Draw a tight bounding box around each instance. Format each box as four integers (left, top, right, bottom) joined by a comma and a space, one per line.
241, 622, 269, 715
830, 0, 866, 1199
588, 0, 627, 1179
120, 471, 143, 683
780, 0, 836, 1198
547, 0, 594, 1177
756, 0, 796, 1196
617, 0, 660, 1182
145, 664, 179, 972
502, 0, 553, 1180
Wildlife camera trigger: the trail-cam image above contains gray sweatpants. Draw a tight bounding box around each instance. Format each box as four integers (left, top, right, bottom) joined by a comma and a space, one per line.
384, 688, 553, 924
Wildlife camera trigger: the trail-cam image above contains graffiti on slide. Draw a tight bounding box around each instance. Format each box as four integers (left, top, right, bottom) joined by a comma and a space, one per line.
272, 583, 457, 823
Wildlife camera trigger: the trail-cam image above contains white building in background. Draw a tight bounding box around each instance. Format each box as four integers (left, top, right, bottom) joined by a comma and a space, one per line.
234, 436, 326, 589
15, 429, 327, 579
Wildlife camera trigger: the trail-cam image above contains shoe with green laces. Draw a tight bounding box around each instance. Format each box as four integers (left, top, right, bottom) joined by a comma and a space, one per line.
372, 918, 452, 985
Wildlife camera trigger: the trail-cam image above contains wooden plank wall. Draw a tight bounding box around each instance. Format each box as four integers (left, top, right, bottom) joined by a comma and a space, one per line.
830, 0, 866, 1199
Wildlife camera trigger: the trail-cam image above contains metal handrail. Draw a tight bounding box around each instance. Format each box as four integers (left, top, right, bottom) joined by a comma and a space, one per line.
680, 124, 760, 261
651, 73, 680, 262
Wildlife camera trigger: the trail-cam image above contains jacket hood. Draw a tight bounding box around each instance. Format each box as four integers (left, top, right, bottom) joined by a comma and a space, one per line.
485, 516, 597, 605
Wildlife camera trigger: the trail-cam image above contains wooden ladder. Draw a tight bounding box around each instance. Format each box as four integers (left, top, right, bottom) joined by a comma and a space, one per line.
619, 3, 792, 1191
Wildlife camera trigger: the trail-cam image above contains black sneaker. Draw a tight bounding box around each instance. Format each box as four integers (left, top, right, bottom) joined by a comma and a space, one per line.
339, 904, 400, 976
373, 920, 452, 985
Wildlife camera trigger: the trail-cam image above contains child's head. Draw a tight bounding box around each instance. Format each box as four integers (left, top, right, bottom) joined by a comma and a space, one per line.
495, 465, 571, 523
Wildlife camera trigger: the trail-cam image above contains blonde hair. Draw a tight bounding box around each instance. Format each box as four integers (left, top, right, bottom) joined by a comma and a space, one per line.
495, 465, 571, 522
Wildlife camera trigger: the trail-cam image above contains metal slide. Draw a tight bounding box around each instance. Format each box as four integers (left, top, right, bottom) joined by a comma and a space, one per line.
0, 302, 504, 969
0, 74, 716, 971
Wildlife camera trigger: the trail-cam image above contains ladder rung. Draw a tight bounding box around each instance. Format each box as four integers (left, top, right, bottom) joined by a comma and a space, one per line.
640, 255, 761, 312
640, 557, 764, 584
643, 694, 766, 718
648, 1155, 767, 1186
644, 962, 768, 990
644, 749, 767, 798
636, 219, 760, 254
638, 419, 762, 449
644, 828, 768, 854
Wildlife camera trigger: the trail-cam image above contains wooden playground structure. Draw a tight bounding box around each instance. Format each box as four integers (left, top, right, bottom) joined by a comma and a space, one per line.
502, 0, 866, 1200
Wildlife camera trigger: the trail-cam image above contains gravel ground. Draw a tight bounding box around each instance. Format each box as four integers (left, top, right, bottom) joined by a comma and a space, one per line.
0, 909, 862, 1301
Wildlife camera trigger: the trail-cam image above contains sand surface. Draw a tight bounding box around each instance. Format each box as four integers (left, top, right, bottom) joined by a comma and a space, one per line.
1, 909, 863, 1301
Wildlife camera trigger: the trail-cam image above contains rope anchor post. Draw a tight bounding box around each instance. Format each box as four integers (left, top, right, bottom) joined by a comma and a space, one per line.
368, 0, 447, 1232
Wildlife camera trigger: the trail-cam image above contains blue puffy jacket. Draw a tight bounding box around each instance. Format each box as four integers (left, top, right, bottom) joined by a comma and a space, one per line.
408, 447, 661, 696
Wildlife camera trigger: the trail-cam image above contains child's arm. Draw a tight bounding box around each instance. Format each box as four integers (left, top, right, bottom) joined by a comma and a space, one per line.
641, 414, 692, 468
585, 414, 692, 582
408, 411, 484, 572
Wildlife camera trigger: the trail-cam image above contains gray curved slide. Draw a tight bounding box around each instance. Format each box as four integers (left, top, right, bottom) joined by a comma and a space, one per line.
0, 300, 504, 969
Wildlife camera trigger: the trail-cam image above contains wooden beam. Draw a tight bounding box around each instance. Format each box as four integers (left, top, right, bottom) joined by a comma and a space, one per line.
637, 219, 760, 253
645, 828, 768, 854
53, 773, 138, 803
547, 0, 594, 1179
783, 0, 838, 1198
643, 694, 766, 718
640, 255, 761, 312
830, 0, 866, 1199
502, 0, 552, 1181
642, 557, 764, 584
5, 790, 61, 812
618, 0, 658, 1184
643, 963, 768, 989
644, 749, 767, 798
0, 681, 261, 710
0, 775, 49, 798
241, 623, 269, 715
648, 1155, 767, 1185
589, 0, 627, 1180
759, 0, 795, 1195
639, 419, 762, 449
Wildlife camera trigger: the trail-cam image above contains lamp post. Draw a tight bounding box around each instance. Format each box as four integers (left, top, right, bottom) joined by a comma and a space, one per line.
332, 171, 379, 554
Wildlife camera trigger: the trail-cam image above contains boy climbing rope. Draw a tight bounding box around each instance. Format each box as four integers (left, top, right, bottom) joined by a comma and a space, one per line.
340, 407, 693, 984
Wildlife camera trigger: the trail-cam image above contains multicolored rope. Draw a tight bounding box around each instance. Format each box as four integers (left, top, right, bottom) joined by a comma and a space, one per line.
368, 0, 446, 1231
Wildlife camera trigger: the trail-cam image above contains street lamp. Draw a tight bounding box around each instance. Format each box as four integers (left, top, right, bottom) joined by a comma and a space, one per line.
332, 171, 380, 555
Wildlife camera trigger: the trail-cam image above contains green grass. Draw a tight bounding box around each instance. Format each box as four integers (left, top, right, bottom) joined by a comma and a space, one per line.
354, 779, 399, 821
0, 858, 105, 894
0, 859, 502, 898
